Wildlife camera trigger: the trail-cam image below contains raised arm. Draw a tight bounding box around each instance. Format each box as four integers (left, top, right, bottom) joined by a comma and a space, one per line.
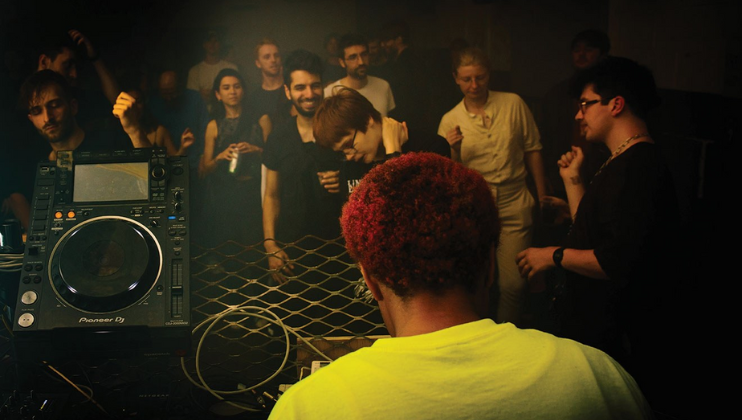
381, 117, 408, 155
176, 128, 195, 156
112, 92, 151, 148
558, 146, 586, 220
69, 30, 119, 104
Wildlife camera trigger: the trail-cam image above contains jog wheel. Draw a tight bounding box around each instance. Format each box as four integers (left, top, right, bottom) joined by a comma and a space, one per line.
48, 216, 162, 313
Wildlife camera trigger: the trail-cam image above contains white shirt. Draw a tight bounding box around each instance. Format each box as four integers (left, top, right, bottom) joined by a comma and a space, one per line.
324, 76, 396, 117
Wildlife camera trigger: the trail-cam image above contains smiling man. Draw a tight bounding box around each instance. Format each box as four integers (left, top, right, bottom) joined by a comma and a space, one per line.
261, 49, 343, 283
323, 33, 395, 117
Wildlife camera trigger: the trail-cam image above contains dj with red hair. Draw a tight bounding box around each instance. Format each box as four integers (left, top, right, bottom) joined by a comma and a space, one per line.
268, 153, 651, 420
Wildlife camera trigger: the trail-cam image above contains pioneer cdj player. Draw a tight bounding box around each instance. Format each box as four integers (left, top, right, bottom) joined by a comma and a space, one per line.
13, 148, 191, 359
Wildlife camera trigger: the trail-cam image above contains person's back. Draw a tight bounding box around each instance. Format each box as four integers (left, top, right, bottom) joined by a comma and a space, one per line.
268, 153, 652, 419
271, 320, 650, 419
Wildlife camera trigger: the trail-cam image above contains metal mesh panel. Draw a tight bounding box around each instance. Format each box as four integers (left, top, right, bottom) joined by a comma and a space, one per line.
1, 237, 387, 418
188, 236, 387, 387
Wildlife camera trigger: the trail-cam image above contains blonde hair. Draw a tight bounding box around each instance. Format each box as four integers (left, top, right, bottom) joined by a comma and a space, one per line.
254, 38, 279, 60
453, 47, 491, 74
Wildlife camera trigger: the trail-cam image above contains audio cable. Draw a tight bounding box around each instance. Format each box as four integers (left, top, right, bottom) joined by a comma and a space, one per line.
181, 305, 333, 412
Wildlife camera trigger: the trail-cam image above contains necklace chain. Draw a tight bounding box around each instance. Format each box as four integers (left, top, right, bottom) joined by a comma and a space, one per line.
593, 133, 649, 178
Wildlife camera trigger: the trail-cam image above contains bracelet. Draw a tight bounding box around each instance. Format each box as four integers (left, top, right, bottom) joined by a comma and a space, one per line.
552, 247, 565, 269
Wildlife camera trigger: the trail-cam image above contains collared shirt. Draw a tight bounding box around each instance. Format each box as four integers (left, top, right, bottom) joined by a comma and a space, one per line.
438, 91, 541, 186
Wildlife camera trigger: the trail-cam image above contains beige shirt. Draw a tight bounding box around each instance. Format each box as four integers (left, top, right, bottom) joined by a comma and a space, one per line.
438, 91, 541, 186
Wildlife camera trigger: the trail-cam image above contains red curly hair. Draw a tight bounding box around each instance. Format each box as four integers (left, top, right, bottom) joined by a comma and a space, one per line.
341, 153, 500, 298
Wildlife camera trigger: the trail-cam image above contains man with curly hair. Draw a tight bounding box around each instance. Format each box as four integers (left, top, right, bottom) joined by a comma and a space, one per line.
268, 153, 652, 420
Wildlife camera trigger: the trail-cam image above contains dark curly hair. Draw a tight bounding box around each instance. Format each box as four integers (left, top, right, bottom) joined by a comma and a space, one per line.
341, 152, 500, 298
570, 56, 660, 120
282, 49, 324, 88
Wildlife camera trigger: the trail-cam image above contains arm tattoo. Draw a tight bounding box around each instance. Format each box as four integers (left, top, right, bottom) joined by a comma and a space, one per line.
570, 176, 582, 185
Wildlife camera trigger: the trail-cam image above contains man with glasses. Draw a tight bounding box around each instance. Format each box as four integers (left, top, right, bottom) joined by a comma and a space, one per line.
314, 87, 449, 195
541, 30, 612, 197
516, 57, 679, 407
323, 33, 395, 117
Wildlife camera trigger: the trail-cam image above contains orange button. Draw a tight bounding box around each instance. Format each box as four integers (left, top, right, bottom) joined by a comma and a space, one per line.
54, 211, 63, 219
67, 211, 76, 218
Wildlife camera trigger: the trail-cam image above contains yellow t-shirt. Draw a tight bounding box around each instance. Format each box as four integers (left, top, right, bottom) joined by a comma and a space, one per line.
268, 319, 652, 419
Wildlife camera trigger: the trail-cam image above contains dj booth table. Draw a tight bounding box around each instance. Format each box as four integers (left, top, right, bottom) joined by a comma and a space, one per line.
1, 238, 385, 419
1, 148, 385, 418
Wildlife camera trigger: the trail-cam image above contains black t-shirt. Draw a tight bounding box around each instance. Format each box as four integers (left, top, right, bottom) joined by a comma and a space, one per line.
263, 117, 343, 242
341, 130, 451, 196
246, 85, 291, 127
74, 128, 133, 152
558, 142, 679, 360
73, 87, 118, 133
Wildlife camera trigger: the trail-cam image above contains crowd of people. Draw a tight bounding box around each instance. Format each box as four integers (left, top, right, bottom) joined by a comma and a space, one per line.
1, 23, 681, 417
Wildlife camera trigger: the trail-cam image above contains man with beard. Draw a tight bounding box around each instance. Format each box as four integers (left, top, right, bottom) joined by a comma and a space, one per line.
323, 33, 395, 117
262, 49, 342, 284
20, 70, 151, 161
247, 38, 290, 126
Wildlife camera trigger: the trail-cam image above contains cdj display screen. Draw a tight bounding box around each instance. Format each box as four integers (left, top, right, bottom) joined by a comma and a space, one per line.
73, 162, 149, 202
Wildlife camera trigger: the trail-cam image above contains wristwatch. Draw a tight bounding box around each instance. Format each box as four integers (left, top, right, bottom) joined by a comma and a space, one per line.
552, 247, 565, 269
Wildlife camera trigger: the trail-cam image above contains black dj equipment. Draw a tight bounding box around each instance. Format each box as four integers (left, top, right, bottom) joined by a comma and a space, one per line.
13, 148, 190, 359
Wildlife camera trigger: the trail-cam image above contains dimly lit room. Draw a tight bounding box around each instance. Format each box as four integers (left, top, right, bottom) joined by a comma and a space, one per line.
0, 0, 735, 418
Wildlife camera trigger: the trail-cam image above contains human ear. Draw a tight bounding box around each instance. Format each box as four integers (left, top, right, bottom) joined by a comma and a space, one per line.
611, 96, 626, 116
38, 54, 51, 70
360, 265, 384, 302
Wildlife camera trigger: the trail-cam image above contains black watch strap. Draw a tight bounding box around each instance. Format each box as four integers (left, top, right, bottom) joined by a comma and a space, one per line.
552, 247, 565, 269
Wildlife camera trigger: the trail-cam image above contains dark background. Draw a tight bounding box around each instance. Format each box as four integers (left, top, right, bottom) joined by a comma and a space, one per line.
1, 0, 737, 418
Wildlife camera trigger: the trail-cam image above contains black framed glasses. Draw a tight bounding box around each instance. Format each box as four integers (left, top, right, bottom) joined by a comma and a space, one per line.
578, 99, 600, 113
341, 129, 359, 158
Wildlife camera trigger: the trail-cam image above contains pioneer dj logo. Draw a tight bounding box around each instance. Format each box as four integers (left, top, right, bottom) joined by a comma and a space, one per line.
79, 317, 125, 324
